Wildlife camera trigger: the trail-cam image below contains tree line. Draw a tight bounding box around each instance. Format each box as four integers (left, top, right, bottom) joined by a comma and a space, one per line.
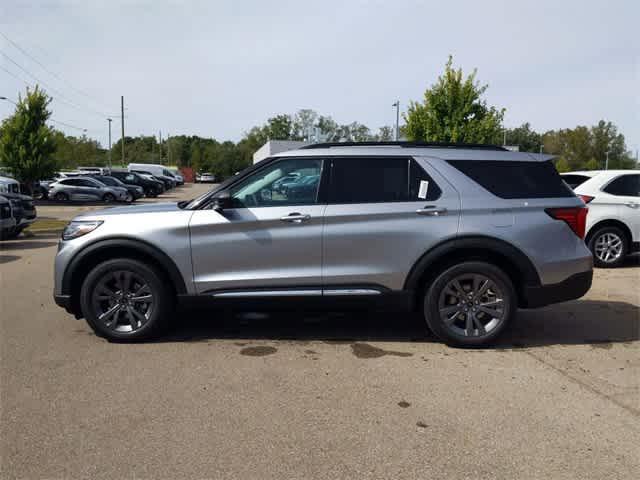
1, 57, 637, 188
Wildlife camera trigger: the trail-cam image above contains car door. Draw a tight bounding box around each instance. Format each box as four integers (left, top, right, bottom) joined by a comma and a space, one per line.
322, 156, 460, 292
76, 178, 101, 200
189, 157, 327, 294
602, 174, 640, 242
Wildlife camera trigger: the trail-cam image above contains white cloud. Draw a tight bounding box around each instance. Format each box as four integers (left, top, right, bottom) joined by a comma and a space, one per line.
1, 0, 638, 153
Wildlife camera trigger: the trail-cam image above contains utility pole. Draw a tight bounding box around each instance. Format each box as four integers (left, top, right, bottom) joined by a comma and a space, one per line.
107, 118, 112, 169
503, 130, 507, 146
605, 150, 609, 170
392, 101, 400, 141
120, 96, 125, 165
158, 130, 162, 163
167, 133, 171, 165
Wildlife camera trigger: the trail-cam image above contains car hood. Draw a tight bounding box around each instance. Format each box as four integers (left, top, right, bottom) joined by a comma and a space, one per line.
76, 202, 183, 218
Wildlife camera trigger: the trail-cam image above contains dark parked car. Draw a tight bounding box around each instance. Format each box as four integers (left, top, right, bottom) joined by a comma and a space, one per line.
0, 195, 18, 239
87, 175, 145, 202
131, 170, 175, 190
0, 191, 36, 237
110, 170, 164, 197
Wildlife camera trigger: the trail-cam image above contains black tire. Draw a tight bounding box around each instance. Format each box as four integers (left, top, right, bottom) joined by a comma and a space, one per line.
124, 193, 133, 203
144, 188, 157, 198
80, 258, 173, 341
54, 192, 69, 202
588, 226, 628, 268
3, 227, 21, 239
423, 261, 516, 347
103, 193, 115, 203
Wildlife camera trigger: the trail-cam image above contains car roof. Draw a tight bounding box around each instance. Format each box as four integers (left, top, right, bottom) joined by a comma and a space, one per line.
0, 175, 19, 184
560, 170, 640, 177
274, 143, 553, 162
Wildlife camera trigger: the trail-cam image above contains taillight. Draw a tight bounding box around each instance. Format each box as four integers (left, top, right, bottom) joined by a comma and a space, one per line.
578, 195, 594, 204
545, 207, 588, 239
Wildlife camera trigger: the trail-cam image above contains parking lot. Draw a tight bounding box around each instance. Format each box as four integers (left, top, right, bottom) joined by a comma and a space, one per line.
1, 183, 639, 479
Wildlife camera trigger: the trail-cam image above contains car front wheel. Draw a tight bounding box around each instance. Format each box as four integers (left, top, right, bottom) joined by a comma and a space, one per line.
80, 258, 173, 341
423, 261, 516, 347
103, 193, 115, 203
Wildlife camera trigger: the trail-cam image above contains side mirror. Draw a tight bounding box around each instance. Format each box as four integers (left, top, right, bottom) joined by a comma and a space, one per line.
212, 191, 233, 211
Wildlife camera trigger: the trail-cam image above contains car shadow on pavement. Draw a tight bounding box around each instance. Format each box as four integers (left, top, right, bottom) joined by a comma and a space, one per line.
0, 254, 21, 264
0, 239, 58, 250
163, 309, 432, 344
499, 300, 639, 348
160, 299, 638, 348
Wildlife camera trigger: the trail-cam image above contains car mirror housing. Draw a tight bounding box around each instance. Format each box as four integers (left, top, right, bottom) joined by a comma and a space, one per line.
212, 191, 233, 211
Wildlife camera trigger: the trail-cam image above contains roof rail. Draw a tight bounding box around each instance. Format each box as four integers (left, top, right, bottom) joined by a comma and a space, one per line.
299, 141, 507, 151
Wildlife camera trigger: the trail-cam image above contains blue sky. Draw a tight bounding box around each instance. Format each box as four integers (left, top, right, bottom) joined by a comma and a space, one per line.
1, 0, 638, 154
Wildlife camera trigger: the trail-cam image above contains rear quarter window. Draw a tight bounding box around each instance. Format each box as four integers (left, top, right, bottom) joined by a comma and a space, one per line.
448, 160, 574, 199
561, 174, 592, 189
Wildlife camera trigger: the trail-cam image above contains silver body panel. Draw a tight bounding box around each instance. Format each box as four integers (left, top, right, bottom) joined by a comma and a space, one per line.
54, 145, 593, 302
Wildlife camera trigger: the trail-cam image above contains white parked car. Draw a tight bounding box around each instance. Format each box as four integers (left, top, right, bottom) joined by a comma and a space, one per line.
197, 172, 215, 183
562, 170, 639, 267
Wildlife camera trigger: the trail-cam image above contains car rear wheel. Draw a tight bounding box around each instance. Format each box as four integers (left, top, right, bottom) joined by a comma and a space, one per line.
124, 192, 133, 203
588, 226, 628, 268
80, 258, 173, 341
54, 192, 69, 201
103, 193, 115, 203
423, 261, 516, 347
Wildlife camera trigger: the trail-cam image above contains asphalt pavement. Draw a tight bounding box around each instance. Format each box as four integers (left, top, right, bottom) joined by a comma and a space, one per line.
1, 183, 638, 479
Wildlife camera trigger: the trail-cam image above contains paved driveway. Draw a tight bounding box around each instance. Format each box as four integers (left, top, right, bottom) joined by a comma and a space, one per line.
1, 184, 638, 479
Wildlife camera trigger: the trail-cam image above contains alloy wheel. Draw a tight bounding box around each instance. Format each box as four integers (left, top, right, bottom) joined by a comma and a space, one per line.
594, 232, 623, 264
91, 270, 155, 333
438, 273, 506, 337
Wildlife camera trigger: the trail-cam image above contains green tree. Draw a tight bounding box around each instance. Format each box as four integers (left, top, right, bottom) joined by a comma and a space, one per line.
0, 86, 57, 189
504, 123, 542, 152
404, 56, 505, 143
375, 126, 395, 141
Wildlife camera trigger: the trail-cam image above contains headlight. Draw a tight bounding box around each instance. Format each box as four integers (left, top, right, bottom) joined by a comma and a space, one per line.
62, 220, 103, 240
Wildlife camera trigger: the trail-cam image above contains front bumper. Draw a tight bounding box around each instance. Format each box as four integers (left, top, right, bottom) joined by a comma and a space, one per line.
522, 270, 593, 308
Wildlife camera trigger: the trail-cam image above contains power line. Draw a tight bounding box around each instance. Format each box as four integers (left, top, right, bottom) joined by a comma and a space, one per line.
0, 61, 112, 120
0, 95, 93, 133
0, 30, 115, 114
0, 50, 110, 119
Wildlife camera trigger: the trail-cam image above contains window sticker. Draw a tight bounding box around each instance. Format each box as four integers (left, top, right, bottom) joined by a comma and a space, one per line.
418, 180, 429, 199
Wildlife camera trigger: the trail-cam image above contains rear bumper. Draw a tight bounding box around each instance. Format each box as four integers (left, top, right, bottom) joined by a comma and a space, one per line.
522, 270, 593, 308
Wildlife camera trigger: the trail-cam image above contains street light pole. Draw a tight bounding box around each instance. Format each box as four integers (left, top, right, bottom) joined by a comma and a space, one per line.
107, 118, 112, 169
392, 101, 400, 141
605, 150, 609, 170
120, 96, 125, 165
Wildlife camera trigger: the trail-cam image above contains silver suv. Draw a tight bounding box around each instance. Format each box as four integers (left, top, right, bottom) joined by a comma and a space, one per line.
48, 177, 128, 203
53, 142, 593, 346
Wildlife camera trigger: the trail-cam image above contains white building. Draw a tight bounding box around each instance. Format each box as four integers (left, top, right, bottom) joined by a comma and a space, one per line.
253, 140, 309, 164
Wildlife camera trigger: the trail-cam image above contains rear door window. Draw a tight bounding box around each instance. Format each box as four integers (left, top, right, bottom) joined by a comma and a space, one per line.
603, 174, 640, 197
410, 159, 442, 201
329, 157, 442, 204
447, 160, 574, 199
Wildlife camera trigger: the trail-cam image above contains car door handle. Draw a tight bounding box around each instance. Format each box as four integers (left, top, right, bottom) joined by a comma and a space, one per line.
416, 206, 447, 216
625, 202, 639, 208
280, 213, 311, 223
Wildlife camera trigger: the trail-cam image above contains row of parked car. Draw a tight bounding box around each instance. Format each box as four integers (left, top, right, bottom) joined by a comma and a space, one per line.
0, 175, 38, 239
36, 164, 185, 203
0, 163, 186, 239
